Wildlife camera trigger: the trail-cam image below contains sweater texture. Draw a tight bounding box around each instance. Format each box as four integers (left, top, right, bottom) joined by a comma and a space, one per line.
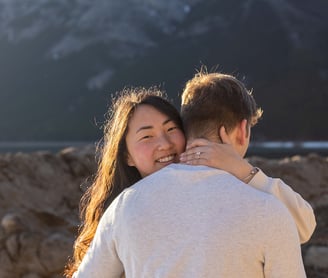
74, 164, 307, 278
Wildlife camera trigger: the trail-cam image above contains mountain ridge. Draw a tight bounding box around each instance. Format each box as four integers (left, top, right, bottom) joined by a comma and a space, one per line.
0, 0, 327, 141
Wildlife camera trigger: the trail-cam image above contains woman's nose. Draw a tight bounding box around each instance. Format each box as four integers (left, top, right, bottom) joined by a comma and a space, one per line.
157, 134, 173, 150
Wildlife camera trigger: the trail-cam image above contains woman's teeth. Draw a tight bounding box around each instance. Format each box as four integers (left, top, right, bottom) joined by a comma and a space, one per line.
157, 155, 175, 163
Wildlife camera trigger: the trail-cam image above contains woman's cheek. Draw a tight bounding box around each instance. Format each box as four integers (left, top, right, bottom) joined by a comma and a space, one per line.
174, 131, 187, 151
137, 141, 156, 155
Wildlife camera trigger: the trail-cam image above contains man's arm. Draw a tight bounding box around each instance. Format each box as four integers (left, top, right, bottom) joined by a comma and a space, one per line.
180, 137, 316, 244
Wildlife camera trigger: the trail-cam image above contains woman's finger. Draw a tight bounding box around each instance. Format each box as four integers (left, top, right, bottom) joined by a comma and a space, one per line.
181, 154, 208, 165
180, 148, 200, 161
180, 147, 209, 164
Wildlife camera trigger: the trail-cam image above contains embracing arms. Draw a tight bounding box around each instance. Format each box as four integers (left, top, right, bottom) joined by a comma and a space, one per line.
180, 128, 316, 244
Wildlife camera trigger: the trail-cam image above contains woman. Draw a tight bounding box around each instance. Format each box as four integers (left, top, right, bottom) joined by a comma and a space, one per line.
66, 87, 315, 277
65, 87, 186, 277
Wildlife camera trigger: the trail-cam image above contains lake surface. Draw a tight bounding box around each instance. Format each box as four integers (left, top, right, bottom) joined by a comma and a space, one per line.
0, 141, 94, 154
247, 141, 328, 158
0, 141, 328, 158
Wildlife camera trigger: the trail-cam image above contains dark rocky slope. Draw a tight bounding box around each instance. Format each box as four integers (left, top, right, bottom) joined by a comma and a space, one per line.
0, 147, 327, 277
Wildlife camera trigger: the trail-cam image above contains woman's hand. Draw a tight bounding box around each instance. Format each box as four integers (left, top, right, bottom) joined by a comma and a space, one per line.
179, 126, 254, 182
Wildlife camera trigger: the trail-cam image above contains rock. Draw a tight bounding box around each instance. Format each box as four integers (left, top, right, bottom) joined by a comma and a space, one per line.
0, 146, 95, 278
248, 154, 328, 209
21, 274, 42, 278
39, 232, 75, 273
0, 226, 6, 247
0, 249, 15, 277
18, 232, 46, 274
5, 234, 19, 259
0, 147, 327, 277
305, 245, 328, 269
1, 213, 25, 234
59, 145, 97, 178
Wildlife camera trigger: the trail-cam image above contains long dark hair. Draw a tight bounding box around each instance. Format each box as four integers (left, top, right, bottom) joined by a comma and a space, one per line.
65, 87, 183, 277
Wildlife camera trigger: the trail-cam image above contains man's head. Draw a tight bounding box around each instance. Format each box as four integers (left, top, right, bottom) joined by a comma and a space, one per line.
181, 71, 262, 157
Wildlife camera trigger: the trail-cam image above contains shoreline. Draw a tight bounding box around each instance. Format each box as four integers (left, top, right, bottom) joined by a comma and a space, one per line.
0, 148, 327, 277
0, 141, 328, 158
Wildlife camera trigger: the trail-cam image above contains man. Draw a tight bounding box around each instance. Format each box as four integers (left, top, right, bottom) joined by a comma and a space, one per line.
75, 72, 310, 277
179, 72, 315, 244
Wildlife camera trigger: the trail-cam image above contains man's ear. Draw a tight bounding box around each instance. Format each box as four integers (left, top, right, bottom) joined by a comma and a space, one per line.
237, 119, 249, 146
217, 125, 233, 144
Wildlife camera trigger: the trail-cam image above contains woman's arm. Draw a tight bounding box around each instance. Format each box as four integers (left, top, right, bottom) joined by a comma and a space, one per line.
180, 129, 316, 244
248, 169, 316, 243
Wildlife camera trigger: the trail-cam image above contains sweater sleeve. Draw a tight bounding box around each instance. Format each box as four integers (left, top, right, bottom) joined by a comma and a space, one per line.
262, 198, 307, 278
73, 198, 124, 278
248, 169, 316, 244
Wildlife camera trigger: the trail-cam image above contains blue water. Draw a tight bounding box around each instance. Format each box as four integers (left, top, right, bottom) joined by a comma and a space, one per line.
247, 141, 328, 158
0, 141, 94, 153
0, 141, 328, 158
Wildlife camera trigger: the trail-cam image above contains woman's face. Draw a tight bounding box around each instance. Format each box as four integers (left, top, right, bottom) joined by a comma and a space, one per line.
126, 104, 186, 177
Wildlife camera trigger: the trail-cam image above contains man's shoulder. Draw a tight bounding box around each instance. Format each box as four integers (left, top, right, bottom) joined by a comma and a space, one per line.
158, 163, 232, 179
121, 164, 231, 202
133, 163, 225, 186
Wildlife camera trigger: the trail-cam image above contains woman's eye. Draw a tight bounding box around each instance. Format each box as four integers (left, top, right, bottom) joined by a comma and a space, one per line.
140, 135, 152, 140
168, 126, 178, 132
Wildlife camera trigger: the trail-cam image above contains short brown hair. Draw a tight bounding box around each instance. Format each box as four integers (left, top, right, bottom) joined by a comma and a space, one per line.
181, 71, 262, 139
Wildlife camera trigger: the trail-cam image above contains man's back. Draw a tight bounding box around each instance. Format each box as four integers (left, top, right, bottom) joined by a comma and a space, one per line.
79, 164, 306, 278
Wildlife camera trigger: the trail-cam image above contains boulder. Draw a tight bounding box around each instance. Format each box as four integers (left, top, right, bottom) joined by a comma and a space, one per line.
0, 146, 326, 277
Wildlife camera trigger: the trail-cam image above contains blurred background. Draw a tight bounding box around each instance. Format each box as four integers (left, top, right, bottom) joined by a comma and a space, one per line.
0, 0, 327, 155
